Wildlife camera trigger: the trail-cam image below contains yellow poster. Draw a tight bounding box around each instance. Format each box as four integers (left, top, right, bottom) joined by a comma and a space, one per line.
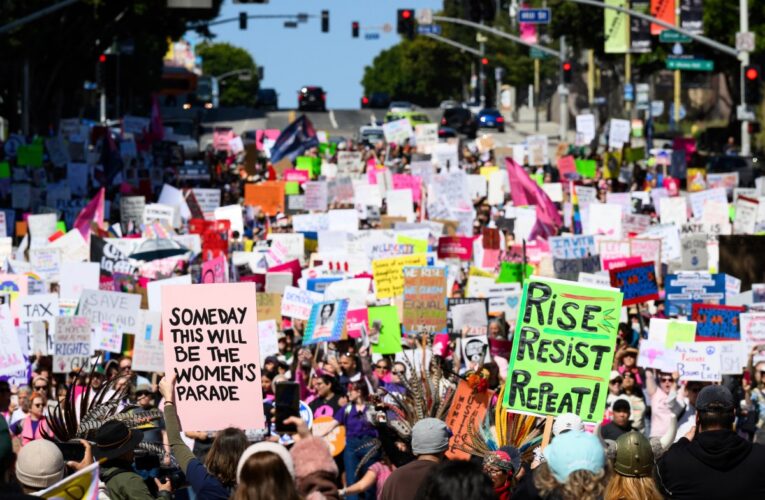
372, 254, 427, 299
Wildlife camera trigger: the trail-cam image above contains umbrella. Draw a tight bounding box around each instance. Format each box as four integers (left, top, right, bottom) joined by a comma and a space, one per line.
129, 238, 189, 261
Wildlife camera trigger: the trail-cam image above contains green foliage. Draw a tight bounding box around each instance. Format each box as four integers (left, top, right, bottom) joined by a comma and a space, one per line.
196, 42, 259, 107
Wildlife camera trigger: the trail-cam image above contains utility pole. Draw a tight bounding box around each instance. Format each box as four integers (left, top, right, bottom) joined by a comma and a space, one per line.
740, 0, 751, 156
625, 52, 631, 113
673, 2, 681, 129
559, 36, 568, 140
480, 20, 486, 108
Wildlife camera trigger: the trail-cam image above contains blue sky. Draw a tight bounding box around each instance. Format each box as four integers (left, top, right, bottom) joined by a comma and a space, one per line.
188, 0, 443, 109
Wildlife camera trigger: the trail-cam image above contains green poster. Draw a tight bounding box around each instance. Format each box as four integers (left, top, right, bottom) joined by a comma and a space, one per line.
604, 0, 629, 54
497, 262, 534, 283
368, 305, 402, 355
319, 142, 337, 157
665, 321, 696, 348
17, 144, 43, 167
575, 159, 597, 178
284, 181, 300, 195
396, 235, 428, 254
502, 276, 623, 422
56, 221, 66, 233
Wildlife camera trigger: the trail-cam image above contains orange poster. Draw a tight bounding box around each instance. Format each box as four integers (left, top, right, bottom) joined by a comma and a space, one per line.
444, 380, 493, 460
650, 0, 675, 35
244, 181, 286, 216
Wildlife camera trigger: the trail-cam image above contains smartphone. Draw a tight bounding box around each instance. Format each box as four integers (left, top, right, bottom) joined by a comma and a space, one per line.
58, 442, 86, 462
274, 382, 300, 433
10, 395, 18, 407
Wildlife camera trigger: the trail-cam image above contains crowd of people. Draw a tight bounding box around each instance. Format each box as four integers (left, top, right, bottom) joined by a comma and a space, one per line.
0, 106, 764, 500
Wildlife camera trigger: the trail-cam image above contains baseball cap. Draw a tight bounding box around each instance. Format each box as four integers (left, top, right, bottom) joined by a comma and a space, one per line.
544, 430, 605, 482
553, 413, 584, 436
411, 418, 451, 455
696, 385, 735, 411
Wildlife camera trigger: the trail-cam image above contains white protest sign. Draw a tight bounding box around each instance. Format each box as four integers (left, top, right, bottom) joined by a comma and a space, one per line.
415, 123, 438, 153
29, 247, 62, 282
608, 119, 631, 148
433, 143, 460, 171
214, 204, 244, 236
526, 135, 548, 166
681, 234, 708, 271
576, 114, 596, 145
192, 188, 221, 217
27, 213, 58, 249
741, 313, 765, 347
258, 319, 279, 363
660, 197, 688, 227
304, 181, 329, 212
147, 275, 192, 312
281, 286, 323, 320
18, 294, 58, 342
59, 262, 99, 303
93, 322, 123, 353
323, 278, 371, 310
382, 118, 414, 144
675, 342, 722, 382
718, 341, 747, 375
121, 196, 146, 228
733, 196, 759, 234
49, 229, 89, 263
0, 304, 27, 376
637, 339, 677, 372
78, 290, 142, 335
386, 189, 415, 219
132, 311, 163, 373
328, 209, 359, 232
337, 151, 364, 176
143, 203, 176, 228
53, 316, 91, 374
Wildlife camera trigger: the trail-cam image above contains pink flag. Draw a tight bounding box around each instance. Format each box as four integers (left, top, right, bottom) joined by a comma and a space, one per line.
505, 158, 562, 240
73, 188, 105, 239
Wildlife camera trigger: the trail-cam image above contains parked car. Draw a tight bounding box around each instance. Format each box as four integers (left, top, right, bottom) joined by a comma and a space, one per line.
298, 86, 326, 111
441, 107, 477, 139
384, 111, 431, 127
361, 92, 391, 109
257, 88, 278, 110
388, 101, 415, 113
476, 108, 505, 132
358, 125, 385, 145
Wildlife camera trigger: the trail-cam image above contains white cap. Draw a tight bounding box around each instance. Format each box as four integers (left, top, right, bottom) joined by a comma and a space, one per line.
553, 413, 584, 436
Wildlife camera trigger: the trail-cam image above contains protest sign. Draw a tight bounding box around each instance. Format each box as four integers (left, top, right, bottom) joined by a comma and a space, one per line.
304, 181, 329, 212
258, 319, 279, 364
637, 339, 677, 372
503, 277, 623, 422
648, 317, 697, 348
550, 235, 597, 260
609, 261, 659, 306
741, 313, 765, 346
0, 304, 26, 376
402, 267, 447, 335
734, 196, 759, 235
162, 282, 264, 431
256, 293, 282, 330
132, 310, 163, 373
0, 273, 28, 320
304, 300, 349, 344
372, 254, 427, 299
243, 182, 285, 216
692, 303, 744, 341
553, 255, 601, 282
450, 301, 489, 336
18, 293, 58, 349
281, 286, 323, 320
576, 114, 596, 144
35, 460, 100, 500
53, 316, 91, 374
201, 255, 228, 283
93, 322, 123, 353
437, 236, 474, 261
382, 118, 413, 144
445, 380, 493, 460
78, 290, 142, 335
368, 305, 402, 355
675, 342, 722, 382
415, 123, 438, 153
337, 151, 363, 175
665, 272, 726, 317
717, 341, 747, 375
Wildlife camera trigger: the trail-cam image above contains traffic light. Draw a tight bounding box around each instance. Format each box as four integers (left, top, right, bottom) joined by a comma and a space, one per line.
481, 57, 489, 66
239, 12, 247, 30
352, 21, 359, 38
397, 9, 415, 39
96, 54, 106, 89
321, 10, 329, 33
744, 64, 761, 105
562, 60, 573, 84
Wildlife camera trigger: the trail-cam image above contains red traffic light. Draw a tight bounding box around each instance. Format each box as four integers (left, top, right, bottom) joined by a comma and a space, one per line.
402, 9, 412, 19
99, 54, 107, 63
746, 67, 759, 81
362, 96, 369, 105
481, 57, 489, 65
562, 61, 572, 72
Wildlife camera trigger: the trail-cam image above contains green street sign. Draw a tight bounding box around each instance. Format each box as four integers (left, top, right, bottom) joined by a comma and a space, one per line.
530, 46, 548, 60
659, 30, 692, 43
666, 58, 714, 72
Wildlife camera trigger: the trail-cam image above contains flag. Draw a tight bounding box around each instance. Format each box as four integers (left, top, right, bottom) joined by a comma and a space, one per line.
505, 158, 562, 240
73, 188, 105, 240
269, 115, 319, 164
35, 460, 100, 499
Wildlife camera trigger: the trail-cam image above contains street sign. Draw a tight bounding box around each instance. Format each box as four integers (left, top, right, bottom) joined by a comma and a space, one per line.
736, 32, 756, 52
417, 8, 433, 26
651, 100, 665, 117
518, 8, 551, 24
365, 32, 380, 40
636, 83, 650, 111
530, 46, 548, 59
417, 24, 442, 35
476, 33, 488, 43
659, 30, 691, 43
666, 57, 714, 72
669, 103, 687, 120
624, 83, 634, 102
737, 105, 756, 122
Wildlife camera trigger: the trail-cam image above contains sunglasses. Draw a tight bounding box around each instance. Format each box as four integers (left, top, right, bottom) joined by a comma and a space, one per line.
660, 377, 674, 383
33, 403, 43, 407
392, 370, 405, 376
610, 379, 622, 384
375, 365, 388, 370
622, 373, 635, 378
34, 385, 48, 390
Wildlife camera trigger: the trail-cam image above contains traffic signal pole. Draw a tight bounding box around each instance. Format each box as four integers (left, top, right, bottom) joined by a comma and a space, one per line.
740, 0, 750, 156
559, 36, 568, 140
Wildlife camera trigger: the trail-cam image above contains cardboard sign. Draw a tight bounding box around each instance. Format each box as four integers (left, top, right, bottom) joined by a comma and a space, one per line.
372, 254, 428, 299
243, 182, 285, 216
53, 316, 91, 374
162, 282, 264, 431
437, 236, 474, 261
303, 300, 349, 345
692, 303, 744, 341
281, 286, 323, 320
674, 342, 722, 382
368, 305, 402, 355
402, 267, 447, 335
445, 380, 493, 460
609, 261, 659, 306
503, 277, 623, 422
256, 293, 282, 330
78, 290, 142, 335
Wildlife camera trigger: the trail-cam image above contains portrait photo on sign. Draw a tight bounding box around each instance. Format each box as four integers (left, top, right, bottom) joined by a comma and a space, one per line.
304, 299, 349, 345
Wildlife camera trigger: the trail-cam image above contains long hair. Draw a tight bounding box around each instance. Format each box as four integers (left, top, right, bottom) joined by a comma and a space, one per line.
415, 460, 494, 500
233, 452, 299, 500
533, 461, 610, 500
204, 427, 248, 488
604, 473, 663, 500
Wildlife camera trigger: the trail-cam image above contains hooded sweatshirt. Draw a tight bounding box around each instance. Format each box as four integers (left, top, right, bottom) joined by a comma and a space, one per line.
657, 429, 765, 499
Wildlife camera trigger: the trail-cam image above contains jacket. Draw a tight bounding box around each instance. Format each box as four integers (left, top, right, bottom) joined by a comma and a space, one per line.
657, 429, 765, 499
16, 416, 50, 446
100, 461, 155, 500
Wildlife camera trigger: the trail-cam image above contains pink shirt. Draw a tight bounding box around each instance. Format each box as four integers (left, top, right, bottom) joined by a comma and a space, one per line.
650, 388, 673, 438
370, 462, 395, 500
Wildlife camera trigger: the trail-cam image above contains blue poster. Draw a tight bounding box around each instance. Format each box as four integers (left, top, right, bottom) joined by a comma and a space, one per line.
665, 272, 726, 318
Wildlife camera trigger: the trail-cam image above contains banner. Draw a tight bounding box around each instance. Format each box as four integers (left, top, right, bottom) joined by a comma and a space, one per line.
650, 0, 676, 35
503, 277, 623, 422
402, 267, 447, 335
604, 0, 630, 54
162, 282, 264, 431
680, 0, 703, 34
630, 0, 652, 53
609, 261, 659, 306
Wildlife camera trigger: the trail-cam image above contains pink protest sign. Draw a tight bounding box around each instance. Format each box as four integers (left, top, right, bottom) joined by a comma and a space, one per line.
437, 236, 475, 261
256, 129, 280, 151
557, 155, 577, 179
162, 282, 264, 431
392, 174, 423, 204
603, 256, 642, 271
284, 169, 310, 184
201, 255, 228, 283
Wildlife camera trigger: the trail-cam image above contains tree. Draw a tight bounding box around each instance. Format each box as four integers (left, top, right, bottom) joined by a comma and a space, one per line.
196, 41, 260, 107
0, 0, 222, 133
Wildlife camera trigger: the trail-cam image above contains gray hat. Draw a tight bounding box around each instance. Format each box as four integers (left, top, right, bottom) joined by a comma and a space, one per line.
411, 418, 451, 455
696, 385, 735, 411
15, 440, 65, 489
